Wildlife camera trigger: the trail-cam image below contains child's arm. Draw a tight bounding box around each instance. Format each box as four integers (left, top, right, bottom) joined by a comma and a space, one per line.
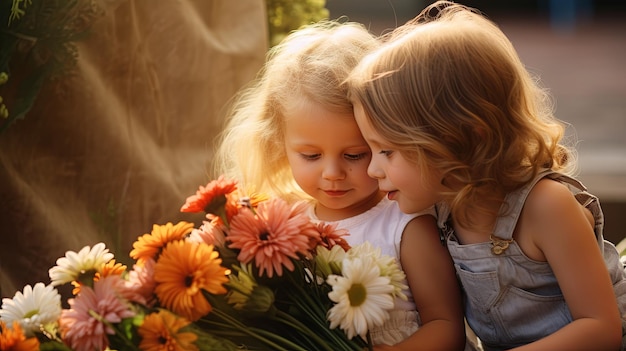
376, 214, 466, 351
512, 178, 622, 350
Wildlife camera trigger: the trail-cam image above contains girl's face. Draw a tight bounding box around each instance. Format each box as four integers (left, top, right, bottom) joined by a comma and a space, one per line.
284, 100, 382, 221
353, 102, 445, 214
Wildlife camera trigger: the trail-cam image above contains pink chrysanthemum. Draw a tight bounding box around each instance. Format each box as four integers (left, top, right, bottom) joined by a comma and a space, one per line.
227, 198, 319, 277
126, 258, 157, 307
187, 214, 227, 247
180, 176, 237, 214
59, 276, 135, 351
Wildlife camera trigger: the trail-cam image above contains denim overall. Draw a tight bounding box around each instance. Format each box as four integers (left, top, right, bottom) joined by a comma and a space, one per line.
438, 170, 626, 351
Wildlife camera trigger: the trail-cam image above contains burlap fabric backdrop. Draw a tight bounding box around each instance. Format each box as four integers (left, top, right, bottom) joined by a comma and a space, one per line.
0, 0, 267, 298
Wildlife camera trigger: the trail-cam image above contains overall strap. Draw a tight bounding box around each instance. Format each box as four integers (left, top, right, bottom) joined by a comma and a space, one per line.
492, 169, 558, 240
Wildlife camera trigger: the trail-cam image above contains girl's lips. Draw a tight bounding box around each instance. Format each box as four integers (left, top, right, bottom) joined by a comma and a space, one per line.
386, 190, 398, 200
324, 190, 348, 197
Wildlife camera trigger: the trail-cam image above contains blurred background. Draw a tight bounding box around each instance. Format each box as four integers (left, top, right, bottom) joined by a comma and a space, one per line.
1, 0, 624, 298
326, 0, 626, 245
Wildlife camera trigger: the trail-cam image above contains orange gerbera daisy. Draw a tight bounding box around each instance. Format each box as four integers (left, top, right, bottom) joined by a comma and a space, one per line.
99, 259, 128, 277
0, 321, 40, 351
130, 222, 195, 264
227, 198, 318, 278
180, 176, 237, 214
138, 310, 199, 351
154, 240, 229, 321
72, 259, 128, 295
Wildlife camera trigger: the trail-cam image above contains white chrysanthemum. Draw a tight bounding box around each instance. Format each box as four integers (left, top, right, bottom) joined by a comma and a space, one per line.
345, 241, 380, 260
326, 256, 395, 339
0, 283, 62, 336
371, 253, 408, 300
317, 244, 347, 263
347, 242, 408, 299
48, 242, 114, 286
315, 245, 347, 277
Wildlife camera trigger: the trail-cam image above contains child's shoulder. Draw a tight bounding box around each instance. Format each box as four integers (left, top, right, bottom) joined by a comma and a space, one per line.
525, 177, 580, 217
519, 176, 595, 256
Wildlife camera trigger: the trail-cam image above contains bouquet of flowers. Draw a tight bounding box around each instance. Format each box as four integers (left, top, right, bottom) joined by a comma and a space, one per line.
0, 176, 408, 351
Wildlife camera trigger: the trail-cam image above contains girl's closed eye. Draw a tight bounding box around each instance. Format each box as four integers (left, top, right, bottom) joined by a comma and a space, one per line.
379, 150, 393, 157
345, 152, 368, 161
299, 153, 321, 161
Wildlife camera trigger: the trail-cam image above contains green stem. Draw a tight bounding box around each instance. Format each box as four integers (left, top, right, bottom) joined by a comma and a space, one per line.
88, 310, 139, 351
284, 272, 364, 351
202, 318, 308, 350
272, 309, 335, 351
248, 326, 311, 351
208, 308, 307, 351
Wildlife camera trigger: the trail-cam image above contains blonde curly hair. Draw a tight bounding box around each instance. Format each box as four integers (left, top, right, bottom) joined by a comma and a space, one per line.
213, 19, 379, 202
348, 1, 575, 231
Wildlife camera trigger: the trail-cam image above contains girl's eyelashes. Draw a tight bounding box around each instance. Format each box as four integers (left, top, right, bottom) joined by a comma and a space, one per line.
345, 152, 368, 161
379, 150, 393, 157
298, 152, 369, 161
299, 153, 320, 161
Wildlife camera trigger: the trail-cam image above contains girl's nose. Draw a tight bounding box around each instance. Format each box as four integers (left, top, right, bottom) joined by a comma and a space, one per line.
367, 160, 384, 180
322, 159, 346, 180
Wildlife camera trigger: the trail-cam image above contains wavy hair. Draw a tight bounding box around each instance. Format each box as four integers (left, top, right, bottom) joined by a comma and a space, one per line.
213, 19, 379, 202
348, 1, 574, 231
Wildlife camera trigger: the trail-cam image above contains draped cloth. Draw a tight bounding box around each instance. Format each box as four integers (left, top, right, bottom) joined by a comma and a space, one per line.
0, 0, 267, 297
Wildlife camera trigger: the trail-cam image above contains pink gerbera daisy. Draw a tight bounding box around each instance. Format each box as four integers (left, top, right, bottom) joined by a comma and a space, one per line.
316, 222, 351, 251
187, 214, 227, 247
227, 198, 318, 278
59, 276, 135, 351
126, 258, 157, 307
180, 176, 238, 214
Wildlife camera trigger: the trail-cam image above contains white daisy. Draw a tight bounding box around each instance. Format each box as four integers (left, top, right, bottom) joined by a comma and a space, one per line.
0, 283, 62, 336
326, 256, 395, 339
347, 242, 408, 299
48, 242, 114, 286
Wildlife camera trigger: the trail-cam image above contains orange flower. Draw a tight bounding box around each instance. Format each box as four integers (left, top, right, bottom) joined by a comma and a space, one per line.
138, 310, 199, 351
130, 222, 195, 264
228, 198, 319, 278
180, 176, 237, 214
154, 240, 229, 321
224, 191, 271, 222
100, 259, 128, 277
72, 259, 128, 295
0, 321, 40, 351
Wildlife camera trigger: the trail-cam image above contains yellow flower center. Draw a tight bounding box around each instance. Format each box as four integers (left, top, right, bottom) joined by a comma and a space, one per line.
347, 283, 366, 307
23, 309, 39, 319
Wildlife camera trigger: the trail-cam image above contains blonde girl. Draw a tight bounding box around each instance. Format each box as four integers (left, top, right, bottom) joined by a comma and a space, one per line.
348, 1, 626, 350
214, 19, 466, 350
